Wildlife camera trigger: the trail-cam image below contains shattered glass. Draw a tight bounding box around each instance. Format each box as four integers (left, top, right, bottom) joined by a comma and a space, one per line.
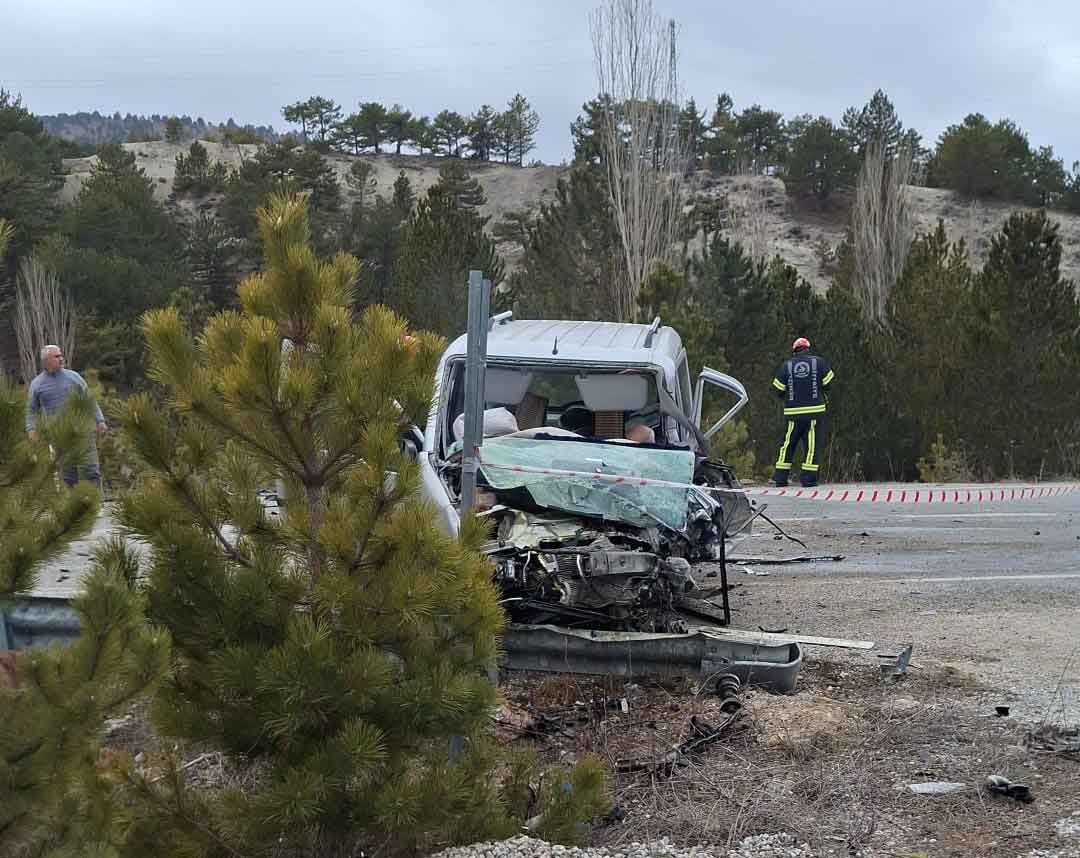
479, 436, 696, 531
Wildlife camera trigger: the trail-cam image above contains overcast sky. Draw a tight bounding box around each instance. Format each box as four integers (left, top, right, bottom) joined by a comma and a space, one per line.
4, 0, 1080, 166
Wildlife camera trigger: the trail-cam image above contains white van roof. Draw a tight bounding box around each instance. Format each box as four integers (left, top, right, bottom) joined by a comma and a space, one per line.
443, 319, 685, 366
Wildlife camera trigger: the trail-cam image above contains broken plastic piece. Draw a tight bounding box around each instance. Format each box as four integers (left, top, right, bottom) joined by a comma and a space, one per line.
909, 782, 966, 795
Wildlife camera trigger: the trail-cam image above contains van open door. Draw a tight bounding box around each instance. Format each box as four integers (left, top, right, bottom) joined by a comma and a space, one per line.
693, 368, 748, 440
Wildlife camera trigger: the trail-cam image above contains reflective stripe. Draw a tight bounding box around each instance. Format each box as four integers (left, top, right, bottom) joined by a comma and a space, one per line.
806, 419, 817, 468
783, 404, 827, 416
775, 421, 795, 468
772, 378, 786, 391
822, 370, 835, 385
801, 463, 820, 472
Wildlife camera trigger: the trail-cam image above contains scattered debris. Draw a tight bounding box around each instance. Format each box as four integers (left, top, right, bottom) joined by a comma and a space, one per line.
878, 643, 914, 682
728, 555, 845, 565
985, 774, 1034, 803
741, 566, 770, 576
1056, 812, 1080, 838
614, 674, 744, 775
909, 781, 967, 796
1026, 723, 1080, 756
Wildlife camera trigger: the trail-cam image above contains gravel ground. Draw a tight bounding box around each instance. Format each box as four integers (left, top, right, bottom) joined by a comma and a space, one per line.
433, 829, 1080, 858
433, 834, 826, 858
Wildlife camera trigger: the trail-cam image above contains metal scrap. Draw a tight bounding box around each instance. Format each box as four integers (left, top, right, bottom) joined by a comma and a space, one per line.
728, 555, 845, 565
878, 644, 914, 682
616, 674, 743, 775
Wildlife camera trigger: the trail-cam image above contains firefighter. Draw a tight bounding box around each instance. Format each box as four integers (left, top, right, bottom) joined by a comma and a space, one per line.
771, 337, 834, 488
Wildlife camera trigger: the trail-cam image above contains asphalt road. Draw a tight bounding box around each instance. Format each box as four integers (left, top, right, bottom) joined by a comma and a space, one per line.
728, 485, 1080, 719
32, 485, 1080, 718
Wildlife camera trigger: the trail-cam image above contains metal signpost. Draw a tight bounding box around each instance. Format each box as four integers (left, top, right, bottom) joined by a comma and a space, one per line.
459, 270, 492, 515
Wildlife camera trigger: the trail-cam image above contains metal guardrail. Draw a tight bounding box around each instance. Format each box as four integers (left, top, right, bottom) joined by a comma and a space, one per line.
0, 597, 82, 651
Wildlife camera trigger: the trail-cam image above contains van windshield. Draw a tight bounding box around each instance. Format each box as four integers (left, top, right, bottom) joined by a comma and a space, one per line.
478, 435, 694, 531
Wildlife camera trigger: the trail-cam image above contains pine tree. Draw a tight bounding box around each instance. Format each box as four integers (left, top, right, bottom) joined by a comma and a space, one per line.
467, 105, 499, 161
332, 113, 366, 155
112, 192, 508, 856
782, 116, 857, 203
1, 367, 168, 856
506, 94, 540, 166
841, 89, 902, 158
409, 116, 433, 155
570, 96, 612, 167
357, 102, 389, 153
164, 116, 182, 144
0, 90, 65, 259
219, 140, 342, 256
385, 104, 414, 155
735, 104, 785, 173
705, 92, 741, 174
433, 110, 467, 157
494, 110, 515, 165
927, 113, 1034, 201
964, 211, 1080, 475
304, 96, 343, 150
505, 167, 621, 321
392, 170, 416, 214
1029, 145, 1068, 207
40, 144, 185, 326
185, 212, 236, 307
173, 141, 228, 196
281, 100, 314, 142
679, 98, 707, 170
345, 160, 378, 241
395, 186, 504, 337
435, 160, 486, 210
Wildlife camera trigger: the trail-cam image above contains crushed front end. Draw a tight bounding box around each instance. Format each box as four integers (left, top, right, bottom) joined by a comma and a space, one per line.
476, 435, 744, 631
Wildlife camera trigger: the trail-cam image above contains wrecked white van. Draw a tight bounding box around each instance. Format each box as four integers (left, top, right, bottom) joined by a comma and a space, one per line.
399, 316, 759, 633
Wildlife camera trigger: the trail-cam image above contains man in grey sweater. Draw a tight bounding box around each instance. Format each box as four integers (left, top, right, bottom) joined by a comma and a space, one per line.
25, 344, 108, 488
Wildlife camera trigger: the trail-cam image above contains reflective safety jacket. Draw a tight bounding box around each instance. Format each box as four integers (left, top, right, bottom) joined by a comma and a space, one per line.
772, 351, 834, 417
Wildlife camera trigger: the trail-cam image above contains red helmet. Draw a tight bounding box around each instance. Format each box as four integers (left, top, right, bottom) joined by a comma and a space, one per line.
792, 337, 811, 352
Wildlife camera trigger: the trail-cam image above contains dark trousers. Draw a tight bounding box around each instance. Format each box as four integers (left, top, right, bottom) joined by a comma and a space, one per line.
63, 462, 101, 489
773, 416, 824, 487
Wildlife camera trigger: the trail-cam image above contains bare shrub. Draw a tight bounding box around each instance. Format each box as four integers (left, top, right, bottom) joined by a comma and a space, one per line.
852, 143, 914, 325
591, 0, 687, 320
727, 174, 771, 264
14, 256, 76, 383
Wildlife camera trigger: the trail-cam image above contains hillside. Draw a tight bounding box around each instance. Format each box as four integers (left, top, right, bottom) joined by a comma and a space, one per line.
59, 142, 1080, 289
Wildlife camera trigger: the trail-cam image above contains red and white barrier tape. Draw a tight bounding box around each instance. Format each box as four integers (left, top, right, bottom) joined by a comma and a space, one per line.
748, 484, 1080, 503
476, 456, 1080, 505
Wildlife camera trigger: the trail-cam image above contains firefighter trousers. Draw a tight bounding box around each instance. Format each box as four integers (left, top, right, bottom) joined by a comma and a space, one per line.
773, 415, 824, 487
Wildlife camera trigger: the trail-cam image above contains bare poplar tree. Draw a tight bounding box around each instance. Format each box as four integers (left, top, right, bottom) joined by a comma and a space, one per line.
591, 0, 687, 321
852, 143, 914, 325
14, 256, 76, 383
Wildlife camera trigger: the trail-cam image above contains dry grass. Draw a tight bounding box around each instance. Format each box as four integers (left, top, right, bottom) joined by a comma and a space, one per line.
95, 656, 1078, 857
500, 657, 1080, 857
